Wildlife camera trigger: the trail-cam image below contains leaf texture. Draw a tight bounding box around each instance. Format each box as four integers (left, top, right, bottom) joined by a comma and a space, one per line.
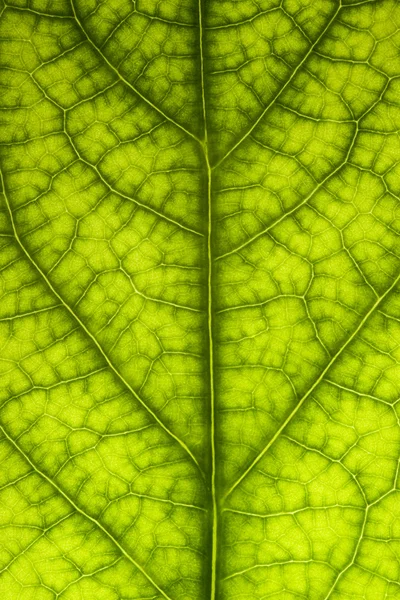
1, 1, 400, 599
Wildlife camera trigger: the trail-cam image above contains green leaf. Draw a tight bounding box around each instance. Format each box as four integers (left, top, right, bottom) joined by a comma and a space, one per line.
1, 1, 400, 598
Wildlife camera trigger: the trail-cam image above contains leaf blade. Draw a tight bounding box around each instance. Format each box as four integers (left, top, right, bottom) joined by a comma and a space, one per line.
1, 1, 400, 599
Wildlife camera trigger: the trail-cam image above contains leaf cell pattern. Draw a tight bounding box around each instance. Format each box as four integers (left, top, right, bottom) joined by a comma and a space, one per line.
1, 0, 400, 599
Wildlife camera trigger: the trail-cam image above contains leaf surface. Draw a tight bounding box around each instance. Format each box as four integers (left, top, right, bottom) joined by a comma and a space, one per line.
1, 1, 400, 598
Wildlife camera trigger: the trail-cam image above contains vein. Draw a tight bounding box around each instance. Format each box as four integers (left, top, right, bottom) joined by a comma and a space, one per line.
0, 304, 63, 322
223, 559, 330, 582
0, 423, 175, 600
212, 5, 342, 168
223, 269, 400, 501
205, 7, 280, 30
69, 0, 201, 145
0, 167, 204, 479
121, 490, 206, 512
324, 379, 394, 406
197, 0, 219, 597
223, 505, 364, 519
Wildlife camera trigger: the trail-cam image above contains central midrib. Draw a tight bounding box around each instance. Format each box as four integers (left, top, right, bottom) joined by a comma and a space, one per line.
196, 4, 349, 597
195, 3, 381, 597
197, 1, 219, 599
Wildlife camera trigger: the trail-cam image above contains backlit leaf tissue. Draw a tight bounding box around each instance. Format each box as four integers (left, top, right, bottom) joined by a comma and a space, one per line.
1, 1, 400, 598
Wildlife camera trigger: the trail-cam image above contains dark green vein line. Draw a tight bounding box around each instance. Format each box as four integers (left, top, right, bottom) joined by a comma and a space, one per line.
0, 167, 204, 479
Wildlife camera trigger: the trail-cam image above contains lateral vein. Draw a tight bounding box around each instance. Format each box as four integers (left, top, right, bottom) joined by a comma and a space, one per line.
0, 167, 204, 478
0, 424, 175, 600
223, 269, 400, 501
212, 5, 342, 168
70, 0, 201, 145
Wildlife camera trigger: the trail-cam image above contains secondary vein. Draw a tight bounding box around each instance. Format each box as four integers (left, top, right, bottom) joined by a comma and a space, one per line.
212, 4, 342, 169
223, 268, 400, 501
70, 0, 201, 145
0, 167, 204, 479
0, 424, 175, 600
